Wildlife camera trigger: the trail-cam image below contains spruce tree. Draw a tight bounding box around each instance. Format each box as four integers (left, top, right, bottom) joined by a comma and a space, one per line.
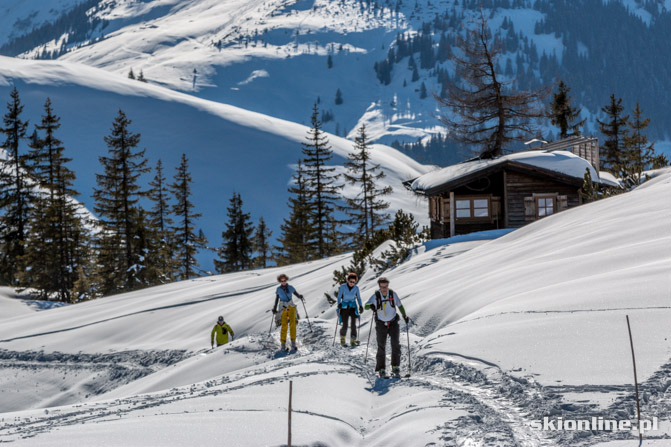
548, 81, 585, 139
342, 124, 392, 245
276, 161, 313, 265
21, 98, 90, 301
335, 88, 343, 105
252, 217, 273, 268
620, 103, 667, 187
301, 103, 342, 258
215, 192, 253, 273
0, 87, 33, 285
419, 82, 427, 99
147, 159, 177, 282
93, 109, 150, 294
597, 94, 629, 173
169, 153, 207, 280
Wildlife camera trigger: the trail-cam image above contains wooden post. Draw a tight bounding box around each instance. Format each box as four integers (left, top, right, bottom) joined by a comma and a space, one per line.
288, 380, 293, 447
626, 315, 643, 443
449, 191, 455, 237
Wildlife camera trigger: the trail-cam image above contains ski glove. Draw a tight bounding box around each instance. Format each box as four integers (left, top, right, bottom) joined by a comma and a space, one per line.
359, 306, 364, 314
403, 315, 409, 324
272, 308, 277, 314
369, 304, 376, 312
298, 294, 304, 300
337, 303, 342, 310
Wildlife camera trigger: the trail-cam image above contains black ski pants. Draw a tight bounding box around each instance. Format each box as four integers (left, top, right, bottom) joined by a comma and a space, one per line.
375, 317, 400, 372
339, 307, 358, 338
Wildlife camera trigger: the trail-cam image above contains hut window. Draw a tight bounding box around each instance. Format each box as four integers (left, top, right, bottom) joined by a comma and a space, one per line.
536, 196, 555, 217
455, 197, 490, 220
456, 200, 471, 218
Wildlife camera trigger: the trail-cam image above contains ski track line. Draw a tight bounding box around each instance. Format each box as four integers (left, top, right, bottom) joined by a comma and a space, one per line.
2, 326, 555, 445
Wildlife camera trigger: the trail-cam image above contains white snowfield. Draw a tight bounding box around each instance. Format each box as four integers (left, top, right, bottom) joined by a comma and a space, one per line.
0, 172, 670, 446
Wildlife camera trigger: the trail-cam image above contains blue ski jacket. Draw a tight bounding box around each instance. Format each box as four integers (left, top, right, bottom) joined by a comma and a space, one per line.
276, 284, 297, 302
337, 284, 362, 309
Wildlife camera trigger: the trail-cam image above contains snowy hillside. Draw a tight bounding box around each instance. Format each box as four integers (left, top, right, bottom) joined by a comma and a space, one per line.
4, 0, 671, 159
0, 56, 429, 269
0, 170, 669, 446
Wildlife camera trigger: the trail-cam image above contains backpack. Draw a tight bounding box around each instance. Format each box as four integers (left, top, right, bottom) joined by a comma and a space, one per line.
375, 289, 396, 310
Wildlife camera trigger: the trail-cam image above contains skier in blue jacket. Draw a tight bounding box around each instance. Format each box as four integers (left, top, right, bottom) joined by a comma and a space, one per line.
337, 272, 363, 347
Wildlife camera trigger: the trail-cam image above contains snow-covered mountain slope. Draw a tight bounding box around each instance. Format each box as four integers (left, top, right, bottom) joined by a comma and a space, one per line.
0, 56, 429, 269
0, 171, 669, 445
5, 0, 671, 158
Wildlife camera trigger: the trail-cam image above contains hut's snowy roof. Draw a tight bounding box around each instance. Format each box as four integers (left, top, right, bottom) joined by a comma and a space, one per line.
411, 150, 615, 193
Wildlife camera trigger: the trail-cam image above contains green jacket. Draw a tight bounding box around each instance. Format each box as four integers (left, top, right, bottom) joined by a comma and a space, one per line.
211, 322, 234, 346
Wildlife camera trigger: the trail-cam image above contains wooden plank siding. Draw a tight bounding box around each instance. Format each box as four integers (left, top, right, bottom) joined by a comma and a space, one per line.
505, 170, 581, 228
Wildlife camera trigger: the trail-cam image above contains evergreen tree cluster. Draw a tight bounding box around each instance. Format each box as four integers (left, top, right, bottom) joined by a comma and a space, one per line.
0, 88, 208, 301
597, 95, 668, 186
0, 0, 107, 59
275, 104, 393, 267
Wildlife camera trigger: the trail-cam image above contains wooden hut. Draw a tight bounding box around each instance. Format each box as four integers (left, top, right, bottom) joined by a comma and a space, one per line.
409, 138, 617, 239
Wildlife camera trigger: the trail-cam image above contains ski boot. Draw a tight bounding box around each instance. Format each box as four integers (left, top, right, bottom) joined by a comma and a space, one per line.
291, 340, 297, 351
280, 343, 287, 352
391, 366, 401, 378
340, 336, 346, 347
350, 337, 357, 347
378, 369, 388, 379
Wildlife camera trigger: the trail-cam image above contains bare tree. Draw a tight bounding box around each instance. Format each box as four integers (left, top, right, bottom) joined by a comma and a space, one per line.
436, 11, 548, 159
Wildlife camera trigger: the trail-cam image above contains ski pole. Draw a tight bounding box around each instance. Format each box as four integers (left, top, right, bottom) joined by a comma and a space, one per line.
332, 309, 340, 346
357, 315, 361, 344
300, 298, 312, 331
268, 310, 275, 335
406, 317, 412, 376
364, 311, 376, 363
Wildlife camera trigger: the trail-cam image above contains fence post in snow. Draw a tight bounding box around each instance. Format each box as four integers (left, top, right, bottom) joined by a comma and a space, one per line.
626, 315, 643, 444
288, 380, 293, 447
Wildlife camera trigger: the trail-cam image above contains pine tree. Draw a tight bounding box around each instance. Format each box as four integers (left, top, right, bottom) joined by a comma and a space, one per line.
147, 159, 177, 282
342, 124, 392, 246
327, 54, 333, 68
436, 12, 548, 158
419, 82, 428, 99
169, 153, 207, 280
548, 81, 585, 139
215, 192, 253, 273
335, 88, 343, 105
276, 161, 313, 265
128, 68, 135, 79
301, 104, 343, 258
252, 217, 273, 268
21, 98, 90, 301
137, 70, 147, 82
579, 168, 599, 202
0, 87, 33, 285
93, 109, 150, 294
620, 103, 667, 187
597, 94, 629, 173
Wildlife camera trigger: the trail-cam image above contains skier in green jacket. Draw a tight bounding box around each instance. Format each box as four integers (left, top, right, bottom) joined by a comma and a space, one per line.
211, 316, 235, 348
